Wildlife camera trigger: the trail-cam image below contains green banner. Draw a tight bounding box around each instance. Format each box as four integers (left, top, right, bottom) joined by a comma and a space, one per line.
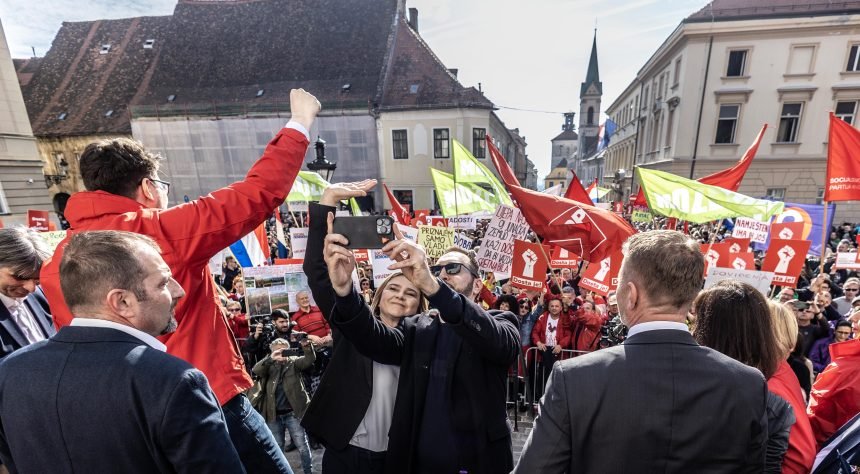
631, 209, 652, 223
348, 197, 362, 216
637, 168, 784, 223
287, 171, 330, 202
452, 140, 513, 206
430, 168, 498, 217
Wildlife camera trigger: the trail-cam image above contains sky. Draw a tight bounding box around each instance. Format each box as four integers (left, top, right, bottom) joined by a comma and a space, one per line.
0, 0, 707, 179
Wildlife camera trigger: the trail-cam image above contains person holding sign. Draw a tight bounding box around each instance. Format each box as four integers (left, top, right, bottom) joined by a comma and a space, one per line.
323, 215, 520, 474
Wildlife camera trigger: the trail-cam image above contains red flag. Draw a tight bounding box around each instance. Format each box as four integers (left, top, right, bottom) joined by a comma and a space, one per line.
698, 124, 767, 192
383, 183, 411, 225
825, 112, 860, 201
632, 187, 648, 208
508, 184, 636, 263
564, 170, 593, 204
486, 133, 520, 187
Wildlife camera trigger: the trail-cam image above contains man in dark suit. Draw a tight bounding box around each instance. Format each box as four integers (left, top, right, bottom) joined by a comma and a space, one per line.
0, 231, 245, 473
0, 228, 55, 358
324, 218, 521, 474
514, 230, 769, 473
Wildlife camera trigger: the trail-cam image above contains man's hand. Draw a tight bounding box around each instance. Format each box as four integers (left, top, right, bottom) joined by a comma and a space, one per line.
299, 339, 312, 349
552, 345, 562, 355
307, 334, 323, 346
382, 225, 439, 296
254, 323, 263, 339
289, 88, 321, 132
324, 213, 357, 296
536, 342, 547, 351
271, 350, 286, 363
321, 180, 378, 207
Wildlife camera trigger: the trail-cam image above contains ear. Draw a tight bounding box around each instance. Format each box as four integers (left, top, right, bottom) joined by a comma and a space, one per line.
625, 281, 639, 312
137, 178, 157, 205
105, 288, 136, 320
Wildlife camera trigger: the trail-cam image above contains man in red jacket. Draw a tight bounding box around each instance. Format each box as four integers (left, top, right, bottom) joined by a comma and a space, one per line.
40, 88, 320, 474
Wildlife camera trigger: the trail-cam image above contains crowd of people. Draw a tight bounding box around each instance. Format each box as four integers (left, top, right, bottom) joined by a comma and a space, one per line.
0, 86, 856, 474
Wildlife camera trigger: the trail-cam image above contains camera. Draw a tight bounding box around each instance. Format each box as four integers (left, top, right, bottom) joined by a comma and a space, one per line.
290, 331, 309, 343
598, 318, 628, 349
251, 315, 275, 337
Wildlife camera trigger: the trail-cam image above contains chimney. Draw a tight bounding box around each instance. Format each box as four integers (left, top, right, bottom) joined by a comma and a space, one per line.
448, 68, 458, 78
408, 8, 419, 32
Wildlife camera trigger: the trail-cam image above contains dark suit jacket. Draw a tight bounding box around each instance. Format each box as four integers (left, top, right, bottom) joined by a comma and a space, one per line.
332, 283, 521, 474
0, 326, 245, 473
514, 328, 769, 474
0, 288, 55, 358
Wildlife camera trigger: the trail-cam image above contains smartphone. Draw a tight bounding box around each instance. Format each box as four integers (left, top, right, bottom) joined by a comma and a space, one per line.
332, 216, 395, 249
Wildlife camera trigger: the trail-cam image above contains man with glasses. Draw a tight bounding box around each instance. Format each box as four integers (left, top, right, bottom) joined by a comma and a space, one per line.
39, 88, 322, 474
832, 277, 860, 316
789, 300, 830, 356
324, 221, 521, 474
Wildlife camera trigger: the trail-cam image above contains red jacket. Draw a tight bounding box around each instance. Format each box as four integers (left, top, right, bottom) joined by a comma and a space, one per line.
531, 312, 571, 351
40, 128, 309, 405
807, 338, 860, 448
768, 361, 816, 474
569, 309, 606, 353
228, 313, 250, 341
291, 305, 330, 338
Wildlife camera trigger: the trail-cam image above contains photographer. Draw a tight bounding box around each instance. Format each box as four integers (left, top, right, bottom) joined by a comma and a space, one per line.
244, 309, 296, 365
253, 337, 316, 474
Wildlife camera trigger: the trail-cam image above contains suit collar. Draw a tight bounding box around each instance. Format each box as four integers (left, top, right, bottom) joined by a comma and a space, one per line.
0, 303, 29, 347
623, 328, 698, 346
52, 325, 153, 347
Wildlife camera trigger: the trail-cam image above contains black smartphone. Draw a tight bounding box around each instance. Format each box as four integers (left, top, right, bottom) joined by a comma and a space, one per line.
332, 216, 395, 249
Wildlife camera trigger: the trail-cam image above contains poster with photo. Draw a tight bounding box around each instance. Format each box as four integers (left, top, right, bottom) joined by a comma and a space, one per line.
246, 287, 272, 317
268, 285, 291, 313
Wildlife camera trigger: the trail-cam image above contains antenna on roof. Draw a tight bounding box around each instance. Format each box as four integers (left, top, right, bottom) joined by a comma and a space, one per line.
31, 46, 36, 58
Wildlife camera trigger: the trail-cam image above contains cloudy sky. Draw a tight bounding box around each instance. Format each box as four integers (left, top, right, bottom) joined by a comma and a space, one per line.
0, 0, 706, 179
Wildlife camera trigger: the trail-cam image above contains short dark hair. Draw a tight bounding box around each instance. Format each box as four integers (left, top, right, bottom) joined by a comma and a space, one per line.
271, 309, 290, 321
493, 294, 518, 311
59, 231, 161, 311
441, 247, 479, 276
79, 138, 162, 199
692, 280, 781, 378
836, 320, 852, 330
0, 227, 52, 279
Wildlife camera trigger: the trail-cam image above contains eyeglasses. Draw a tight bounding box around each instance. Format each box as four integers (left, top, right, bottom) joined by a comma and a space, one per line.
430, 262, 479, 278
519, 302, 531, 308
846, 288, 860, 292
145, 177, 171, 192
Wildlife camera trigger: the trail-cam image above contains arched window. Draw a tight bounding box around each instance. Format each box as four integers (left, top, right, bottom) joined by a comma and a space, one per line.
587, 107, 595, 125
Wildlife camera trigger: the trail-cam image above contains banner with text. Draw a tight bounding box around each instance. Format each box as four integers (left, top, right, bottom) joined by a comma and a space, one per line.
448, 215, 477, 230
732, 218, 769, 244
760, 239, 812, 288
578, 251, 623, 296
550, 246, 581, 268
704, 267, 774, 295
289, 227, 309, 259
418, 225, 456, 259
510, 240, 549, 290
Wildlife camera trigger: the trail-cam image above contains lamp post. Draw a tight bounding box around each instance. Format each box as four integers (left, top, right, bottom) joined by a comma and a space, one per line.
306, 136, 337, 182
44, 157, 69, 187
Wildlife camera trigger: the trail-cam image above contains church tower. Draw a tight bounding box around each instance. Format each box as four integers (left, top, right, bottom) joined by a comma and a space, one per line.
578, 30, 602, 161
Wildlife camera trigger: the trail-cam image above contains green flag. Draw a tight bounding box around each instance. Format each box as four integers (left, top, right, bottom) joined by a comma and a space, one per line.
430, 168, 497, 217
287, 171, 330, 202
348, 197, 362, 216
452, 140, 513, 206
637, 167, 784, 223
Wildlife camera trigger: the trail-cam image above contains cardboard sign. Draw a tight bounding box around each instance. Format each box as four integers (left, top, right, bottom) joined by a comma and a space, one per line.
475, 205, 531, 279
717, 251, 756, 270
631, 209, 652, 223
27, 210, 50, 231
760, 239, 812, 288
454, 232, 473, 250
613, 201, 624, 214
288, 227, 308, 259
418, 225, 455, 259
579, 251, 623, 296
353, 249, 370, 262
39, 230, 67, 253
723, 237, 751, 254
549, 246, 581, 268
732, 217, 769, 244
835, 252, 860, 270
704, 267, 774, 295
413, 210, 430, 226
510, 240, 549, 290
448, 215, 476, 230
770, 222, 805, 241
700, 242, 733, 277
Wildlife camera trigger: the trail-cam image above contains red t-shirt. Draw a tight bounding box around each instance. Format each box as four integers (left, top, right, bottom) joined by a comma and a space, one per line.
292, 306, 331, 338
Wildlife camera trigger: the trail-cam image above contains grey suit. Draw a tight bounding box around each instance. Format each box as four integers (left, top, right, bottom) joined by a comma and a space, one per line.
0, 288, 55, 358
514, 328, 769, 474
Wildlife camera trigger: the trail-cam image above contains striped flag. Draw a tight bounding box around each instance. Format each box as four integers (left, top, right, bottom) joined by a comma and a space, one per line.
273, 211, 289, 259
229, 223, 270, 267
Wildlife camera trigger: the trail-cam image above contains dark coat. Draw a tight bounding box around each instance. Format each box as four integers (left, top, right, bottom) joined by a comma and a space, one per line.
331, 284, 521, 474
0, 288, 55, 359
0, 326, 244, 473
252, 343, 316, 421
514, 329, 770, 473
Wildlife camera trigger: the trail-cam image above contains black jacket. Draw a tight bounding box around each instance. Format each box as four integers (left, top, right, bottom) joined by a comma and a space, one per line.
765, 391, 794, 473
331, 283, 521, 474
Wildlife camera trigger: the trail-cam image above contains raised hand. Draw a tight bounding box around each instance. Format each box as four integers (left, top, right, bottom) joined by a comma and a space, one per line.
289, 88, 321, 132
320, 180, 378, 207
324, 212, 357, 296
382, 224, 439, 296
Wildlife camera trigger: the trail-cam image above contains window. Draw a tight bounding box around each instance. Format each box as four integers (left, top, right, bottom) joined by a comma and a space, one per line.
836, 101, 857, 125
816, 188, 825, 205
0, 180, 9, 214
715, 104, 740, 144
726, 50, 748, 77
433, 128, 450, 159
143, 39, 155, 49
393, 190, 413, 207
777, 103, 803, 143
847, 44, 860, 72
787, 45, 815, 75
472, 128, 486, 158
548, 181, 553, 187
587, 107, 595, 125
99, 44, 111, 55
673, 58, 682, 86
392, 129, 408, 159
766, 188, 786, 201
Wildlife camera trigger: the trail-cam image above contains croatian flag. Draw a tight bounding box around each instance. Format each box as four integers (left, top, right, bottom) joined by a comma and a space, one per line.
274, 211, 289, 259
596, 118, 618, 153
229, 223, 270, 267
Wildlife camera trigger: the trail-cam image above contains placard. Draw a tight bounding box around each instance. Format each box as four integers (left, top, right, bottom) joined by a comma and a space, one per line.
286, 201, 309, 213
27, 210, 50, 231
396, 223, 419, 242
475, 205, 530, 279
578, 251, 623, 296
631, 209, 652, 223
243, 264, 314, 312
454, 232, 473, 250
353, 249, 370, 262
760, 239, 812, 288
835, 252, 860, 270
288, 227, 308, 259
448, 215, 477, 230
723, 237, 751, 254
510, 240, 549, 290
700, 242, 733, 277
549, 246, 581, 268
427, 216, 449, 227
716, 251, 756, 270
732, 217, 769, 244
209, 249, 226, 276
417, 225, 455, 259
39, 230, 67, 253
704, 267, 774, 295
371, 249, 398, 287
413, 210, 430, 226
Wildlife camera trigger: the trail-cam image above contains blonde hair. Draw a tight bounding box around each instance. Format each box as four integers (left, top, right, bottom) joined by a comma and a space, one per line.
370, 273, 428, 317
767, 300, 798, 360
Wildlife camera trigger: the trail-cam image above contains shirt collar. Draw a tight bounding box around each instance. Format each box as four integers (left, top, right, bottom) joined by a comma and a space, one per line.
70, 318, 167, 351
626, 320, 690, 339
0, 292, 23, 311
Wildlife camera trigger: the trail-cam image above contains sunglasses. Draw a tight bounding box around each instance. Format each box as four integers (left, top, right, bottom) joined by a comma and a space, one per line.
846, 288, 859, 292
519, 302, 531, 308
430, 262, 479, 278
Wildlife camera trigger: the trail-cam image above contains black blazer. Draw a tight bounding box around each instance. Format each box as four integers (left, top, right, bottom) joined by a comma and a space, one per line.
331, 283, 521, 474
0, 326, 245, 473
300, 202, 377, 450
0, 288, 55, 358
514, 328, 770, 474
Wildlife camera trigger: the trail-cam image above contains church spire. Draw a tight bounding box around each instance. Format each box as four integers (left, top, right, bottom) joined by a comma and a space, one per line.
581, 30, 602, 96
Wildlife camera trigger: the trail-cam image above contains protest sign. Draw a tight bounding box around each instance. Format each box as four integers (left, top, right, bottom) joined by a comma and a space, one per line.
289, 227, 308, 259
209, 249, 226, 276
27, 210, 49, 231
579, 251, 622, 296
397, 223, 418, 242
418, 225, 455, 259
723, 237, 751, 254
700, 242, 733, 277
549, 246, 581, 268
835, 252, 860, 270
286, 201, 309, 213
454, 232, 473, 250
475, 205, 530, 279
243, 264, 314, 312
371, 249, 398, 287
631, 208, 651, 223
770, 221, 805, 241
760, 239, 812, 287
732, 218, 769, 244
510, 240, 549, 290
704, 267, 774, 295
246, 288, 272, 317
39, 230, 67, 253
353, 249, 370, 262
335, 210, 350, 217
716, 251, 756, 270
413, 210, 430, 226
427, 216, 449, 227
448, 215, 477, 230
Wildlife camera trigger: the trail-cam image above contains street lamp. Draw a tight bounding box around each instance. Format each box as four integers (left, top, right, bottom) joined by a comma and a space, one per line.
44, 157, 70, 187
306, 136, 337, 182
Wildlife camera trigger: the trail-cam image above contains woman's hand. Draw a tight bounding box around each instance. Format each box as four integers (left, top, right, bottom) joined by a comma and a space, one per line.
324, 212, 356, 296
320, 180, 377, 207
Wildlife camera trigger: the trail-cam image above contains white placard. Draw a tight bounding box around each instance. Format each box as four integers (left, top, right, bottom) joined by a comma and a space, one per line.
448, 215, 477, 230
704, 267, 774, 295
287, 201, 309, 213
732, 217, 770, 244
335, 210, 350, 217
475, 204, 530, 279
397, 223, 418, 241
371, 249, 399, 287
209, 249, 226, 276
454, 232, 473, 250
289, 227, 308, 259
835, 252, 860, 270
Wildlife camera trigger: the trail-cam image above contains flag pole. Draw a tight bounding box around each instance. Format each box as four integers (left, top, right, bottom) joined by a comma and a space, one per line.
819, 201, 829, 275
286, 202, 302, 228
532, 233, 562, 292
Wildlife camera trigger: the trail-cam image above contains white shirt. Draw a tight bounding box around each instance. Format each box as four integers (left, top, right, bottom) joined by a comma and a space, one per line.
350, 361, 400, 452
70, 318, 166, 352
284, 121, 310, 141
626, 320, 690, 339
0, 292, 46, 345
545, 316, 559, 347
